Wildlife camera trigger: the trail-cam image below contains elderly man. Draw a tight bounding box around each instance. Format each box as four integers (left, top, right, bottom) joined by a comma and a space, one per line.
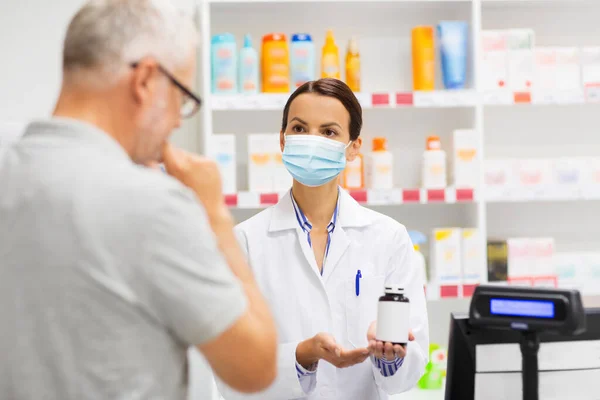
0, 1, 277, 399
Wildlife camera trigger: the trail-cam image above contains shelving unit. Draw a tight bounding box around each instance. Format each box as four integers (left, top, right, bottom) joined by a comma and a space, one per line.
193, 1, 600, 398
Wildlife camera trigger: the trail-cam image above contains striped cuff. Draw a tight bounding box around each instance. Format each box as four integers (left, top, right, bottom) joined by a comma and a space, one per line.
371, 355, 404, 377
296, 361, 318, 378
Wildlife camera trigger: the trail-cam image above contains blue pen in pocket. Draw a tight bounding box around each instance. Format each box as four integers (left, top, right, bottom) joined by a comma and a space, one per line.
355, 270, 362, 296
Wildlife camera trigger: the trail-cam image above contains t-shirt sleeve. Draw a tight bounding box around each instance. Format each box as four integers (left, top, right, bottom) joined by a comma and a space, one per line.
136, 184, 247, 346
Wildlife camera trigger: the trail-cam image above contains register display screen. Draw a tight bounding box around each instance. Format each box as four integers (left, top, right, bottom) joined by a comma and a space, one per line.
490, 298, 555, 319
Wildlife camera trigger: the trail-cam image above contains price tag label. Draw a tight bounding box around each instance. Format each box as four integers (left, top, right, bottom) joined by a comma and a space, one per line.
483, 91, 513, 105
367, 189, 402, 205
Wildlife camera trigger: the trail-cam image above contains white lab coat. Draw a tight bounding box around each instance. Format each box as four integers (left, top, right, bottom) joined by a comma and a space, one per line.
216, 190, 429, 400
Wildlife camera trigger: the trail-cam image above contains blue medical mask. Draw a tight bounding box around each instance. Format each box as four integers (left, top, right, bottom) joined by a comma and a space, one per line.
282, 134, 352, 187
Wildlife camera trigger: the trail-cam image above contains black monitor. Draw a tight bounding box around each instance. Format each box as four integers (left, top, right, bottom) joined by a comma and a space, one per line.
445, 307, 600, 400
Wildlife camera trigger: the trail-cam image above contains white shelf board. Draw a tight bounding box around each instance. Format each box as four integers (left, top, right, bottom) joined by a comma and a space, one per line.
209, 0, 469, 3
211, 91, 479, 110
486, 186, 600, 202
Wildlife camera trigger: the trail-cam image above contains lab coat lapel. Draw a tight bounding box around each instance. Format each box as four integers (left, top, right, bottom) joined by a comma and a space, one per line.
322, 190, 372, 283
268, 191, 328, 285
321, 225, 350, 283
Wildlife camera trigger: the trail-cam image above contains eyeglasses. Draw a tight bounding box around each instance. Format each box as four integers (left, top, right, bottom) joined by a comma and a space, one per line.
130, 62, 202, 118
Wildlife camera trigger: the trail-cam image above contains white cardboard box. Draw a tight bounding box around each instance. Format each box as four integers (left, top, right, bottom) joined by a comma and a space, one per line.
207, 134, 237, 195
461, 229, 484, 285
452, 129, 479, 188
431, 228, 462, 285
248, 134, 278, 193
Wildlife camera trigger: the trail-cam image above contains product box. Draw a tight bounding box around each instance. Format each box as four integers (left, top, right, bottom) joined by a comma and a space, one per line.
481, 30, 509, 91
550, 157, 584, 199
555, 47, 581, 91
507, 237, 555, 279
553, 252, 586, 291
581, 47, 600, 102
452, 129, 479, 188
431, 228, 462, 285
272, 149, 293, 192
461, 229, 484, 285
534, 47, 557, 91
207, 134, 237, 195
487, 240, 508, 282
582, 157, 600, 198
507, 29, 535, 92
582, 252, 600, 295
484, 159, 515, 201
514, 159, 553, 200
248, 134, 277, 193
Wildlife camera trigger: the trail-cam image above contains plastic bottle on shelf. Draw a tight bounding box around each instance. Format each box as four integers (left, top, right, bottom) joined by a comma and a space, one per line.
239, 34, 259, 94
366, 137, 393, 189
345, 37, 361, 92
342, 152, 364, 190
422, 135, 447, 189
290, 33, 315, 89
321, 29, 340, 79
211, 33, 238, 94
262, 33, 290, 93
412, 26, 435, 91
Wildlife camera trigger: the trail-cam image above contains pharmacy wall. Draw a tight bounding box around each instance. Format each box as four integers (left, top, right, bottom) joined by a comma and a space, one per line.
0, 0, 201, 152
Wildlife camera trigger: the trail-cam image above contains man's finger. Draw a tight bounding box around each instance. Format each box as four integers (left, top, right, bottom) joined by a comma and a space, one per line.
409, 331, 415, 341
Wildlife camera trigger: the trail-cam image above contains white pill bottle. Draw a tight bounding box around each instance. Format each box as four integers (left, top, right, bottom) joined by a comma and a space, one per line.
376, 286, 410, 345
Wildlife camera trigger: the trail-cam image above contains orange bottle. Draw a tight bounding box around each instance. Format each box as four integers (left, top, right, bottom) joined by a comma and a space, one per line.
262, 33, 290, 93
412, 26, 435, 91
321, 29, 341, 79
342, 152, 364, 189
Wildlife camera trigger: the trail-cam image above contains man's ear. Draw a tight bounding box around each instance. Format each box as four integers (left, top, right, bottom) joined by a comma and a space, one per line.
346, 137, 362, 162
131, 58, 159, 106
280, 130, 285, 152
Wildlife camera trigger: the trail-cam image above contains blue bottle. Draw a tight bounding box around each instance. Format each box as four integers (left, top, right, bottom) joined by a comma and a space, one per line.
239, 34, 259, 94
437, 22, 469, 90
290, 33, 316, 89
211, 33, 238, 94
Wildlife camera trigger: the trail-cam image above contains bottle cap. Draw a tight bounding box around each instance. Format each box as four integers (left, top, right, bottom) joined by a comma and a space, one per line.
292, 33, 313, 42
384, 286, 405, 295
325, 29, 336, 45
263, 33, 287, 43
243, 34, 252, 48
348, 37, 359, 54
211, 33, 236, 44
426, 135, 441, 151
372, 137, 387, 151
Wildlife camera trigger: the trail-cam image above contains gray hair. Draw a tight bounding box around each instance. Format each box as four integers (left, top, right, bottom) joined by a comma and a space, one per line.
63, 0, 197, 83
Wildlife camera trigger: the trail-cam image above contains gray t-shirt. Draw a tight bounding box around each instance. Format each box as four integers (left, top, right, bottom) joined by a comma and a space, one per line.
0, 118, 247, 400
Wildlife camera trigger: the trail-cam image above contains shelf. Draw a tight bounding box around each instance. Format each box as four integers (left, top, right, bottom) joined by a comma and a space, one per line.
486, 185, 600, 202
211, 90, 478, 110
225, 187, 476, 209
210, 89, 600, 110
209, 0, 469, 3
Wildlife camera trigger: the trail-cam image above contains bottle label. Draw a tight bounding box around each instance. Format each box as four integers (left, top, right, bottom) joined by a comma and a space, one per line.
322, 54, 340, 77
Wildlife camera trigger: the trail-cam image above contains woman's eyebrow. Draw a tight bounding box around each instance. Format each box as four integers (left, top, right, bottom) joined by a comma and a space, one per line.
290, 117, 308, 125
320, 122, 342, 129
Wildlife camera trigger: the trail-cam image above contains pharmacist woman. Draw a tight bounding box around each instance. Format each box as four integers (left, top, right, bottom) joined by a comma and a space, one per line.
216, 78, 429, 400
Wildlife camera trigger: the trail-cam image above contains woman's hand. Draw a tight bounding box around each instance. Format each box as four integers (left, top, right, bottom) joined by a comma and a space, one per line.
296, 333, 370, 369
367, 321, 415, 360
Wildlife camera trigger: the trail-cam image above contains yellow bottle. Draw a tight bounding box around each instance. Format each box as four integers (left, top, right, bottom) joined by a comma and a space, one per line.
345, 37, 361, 92
321, 29, 340, 79
412, 26, 435, 91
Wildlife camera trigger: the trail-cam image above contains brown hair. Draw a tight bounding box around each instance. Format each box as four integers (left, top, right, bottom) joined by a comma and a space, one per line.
281, 78, 363, 141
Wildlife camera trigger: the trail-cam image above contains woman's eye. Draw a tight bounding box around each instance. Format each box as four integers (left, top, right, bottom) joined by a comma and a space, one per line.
324, 129, 337, 137
292, 125, 305, 133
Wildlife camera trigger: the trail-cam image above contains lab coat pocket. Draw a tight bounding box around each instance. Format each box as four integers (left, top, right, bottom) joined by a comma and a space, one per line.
345, 274, 385, 349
